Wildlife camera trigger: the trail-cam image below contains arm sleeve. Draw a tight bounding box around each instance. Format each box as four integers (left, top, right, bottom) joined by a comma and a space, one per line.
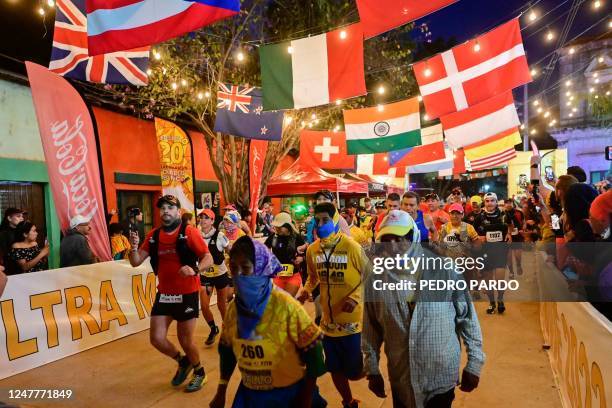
303, 245, 320, 294
362, 300, 383, 376
454, 299, 485, 376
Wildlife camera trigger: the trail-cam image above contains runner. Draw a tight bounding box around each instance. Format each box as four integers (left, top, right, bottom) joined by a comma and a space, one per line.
464, 196, 483, 225
209, 236, 327, 408
503, 198, 525, 277
128, 195, 213, 392
374, 193, 401, 234
357, 206, 373, 242
424, 193, 450, 231
223, 211, 246, 248
401, 191, 437, 242
298, 202, 367, 408
198, 209, 232, 347
265, 212, 307, 297
439, 203, 480, 256
473, 193, 512, 315
340, 208, 369, 247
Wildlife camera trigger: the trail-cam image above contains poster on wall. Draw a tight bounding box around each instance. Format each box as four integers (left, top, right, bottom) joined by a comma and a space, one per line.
154, 118, 195, 213
201, 193, 212, 209
25, 62, 112, 261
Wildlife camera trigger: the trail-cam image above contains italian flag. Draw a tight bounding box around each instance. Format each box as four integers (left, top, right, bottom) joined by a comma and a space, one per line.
259, 23, 366, 110
344, 97, 421, 154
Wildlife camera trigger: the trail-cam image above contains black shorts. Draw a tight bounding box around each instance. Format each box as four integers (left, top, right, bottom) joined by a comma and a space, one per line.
151, 291, 199, 322
200, 273, 232, 290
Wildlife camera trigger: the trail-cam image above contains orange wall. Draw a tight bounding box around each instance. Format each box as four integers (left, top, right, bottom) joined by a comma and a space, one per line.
93, 107, 220, 222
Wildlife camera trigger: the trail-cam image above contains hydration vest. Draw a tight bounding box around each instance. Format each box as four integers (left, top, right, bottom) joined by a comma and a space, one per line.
148, 223, 198, 275
206, 229, 226, 266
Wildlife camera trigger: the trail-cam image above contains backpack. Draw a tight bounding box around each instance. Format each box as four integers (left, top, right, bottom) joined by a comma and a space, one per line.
206, 229, 226, 265
148, 223, 199, 275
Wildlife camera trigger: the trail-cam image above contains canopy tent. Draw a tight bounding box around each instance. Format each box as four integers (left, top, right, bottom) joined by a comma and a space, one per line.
266, 159, 368, 197
343, 173, 386, 195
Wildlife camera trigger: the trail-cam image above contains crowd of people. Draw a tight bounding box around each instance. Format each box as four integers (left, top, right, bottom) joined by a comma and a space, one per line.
0, 163, 610, 407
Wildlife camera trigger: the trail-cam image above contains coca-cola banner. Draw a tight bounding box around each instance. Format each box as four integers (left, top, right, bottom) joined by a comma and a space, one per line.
249, 140, 268, 232
25, 62, 112, 261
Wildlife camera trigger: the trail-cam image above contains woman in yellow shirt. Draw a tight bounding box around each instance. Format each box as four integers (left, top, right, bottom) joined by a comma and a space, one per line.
210, 236, 326, 408
109, 223, 130, 260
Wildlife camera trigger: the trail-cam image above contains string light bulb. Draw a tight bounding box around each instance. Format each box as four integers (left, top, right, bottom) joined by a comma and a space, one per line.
38, 7, 45, 15
335, 99, 342, 105
333, 125, 340, 132
339, 30, 347, 40
520, 124, 525, 130
546, 30, 554, 42
528, 10, 538, 22
146, 69, 152, 76
288, 46, 293, 54
544, 111, 550, 118
565, 91, 571, 97
530, 68, 538, 77
473, 41, 481, 52
417, 95, 423, 102
285, 116, 293, 124
565, 80, 572, 87
47, 0, 55, 7
569, 113, 574, 117
377, 104, 384, 112
311, 113, 316, 120
181, 79, 187, 87
598, 56, 604, 63
377, 85, 385, 95
537, 107, 543, 113
593, 0, 601, 9
572, 108, 577, 112
606, 91, 611, 96
569, 48, 575, 55
423, 114, 429, 121
236, 51, 245, 62
205, 91, 211, 98
154, 51, 161, 60
171, 82, 178, 90
197, 92, 204, 100
530, 129, 537, 135
590, 87, 595, 93
424, 67, 432, 77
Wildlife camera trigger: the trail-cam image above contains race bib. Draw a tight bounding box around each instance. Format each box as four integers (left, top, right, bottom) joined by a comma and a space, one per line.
203, 265, 220, 277
159, 294, 183, 303
486, 231, 504, 242
235, 338, 280, 390
278, 264, 295, 277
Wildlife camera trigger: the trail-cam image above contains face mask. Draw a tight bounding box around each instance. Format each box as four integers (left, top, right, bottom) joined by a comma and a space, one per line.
233, 275, 272, 339
317, 220, 337, 239
225, 222, 237, 233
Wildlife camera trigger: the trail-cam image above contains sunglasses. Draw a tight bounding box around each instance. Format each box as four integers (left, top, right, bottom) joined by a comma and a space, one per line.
452, 191, 461, 195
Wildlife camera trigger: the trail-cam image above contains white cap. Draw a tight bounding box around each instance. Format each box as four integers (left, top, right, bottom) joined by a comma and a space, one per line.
70, 214, 92, 229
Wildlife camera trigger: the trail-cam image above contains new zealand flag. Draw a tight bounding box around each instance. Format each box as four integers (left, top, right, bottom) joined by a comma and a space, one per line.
214, 84, 284, 141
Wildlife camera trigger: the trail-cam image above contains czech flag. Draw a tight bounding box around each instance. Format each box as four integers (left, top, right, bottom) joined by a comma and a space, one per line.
86, 0, 240, 56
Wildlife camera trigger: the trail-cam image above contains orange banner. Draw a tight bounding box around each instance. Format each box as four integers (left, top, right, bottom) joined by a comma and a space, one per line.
154, 118, 195, 213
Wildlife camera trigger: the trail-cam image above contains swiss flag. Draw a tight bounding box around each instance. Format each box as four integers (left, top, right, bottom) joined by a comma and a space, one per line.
356, 0, 458, 39
414, 19, 531, 119
300, 130, 355, 170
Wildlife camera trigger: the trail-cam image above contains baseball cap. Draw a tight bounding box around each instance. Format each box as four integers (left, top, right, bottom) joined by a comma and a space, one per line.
375, 201, 386, 209
314, 190, 334, 201
70, 214, 91, 229
484, 192, 498, 201
4, 208, 26, 217
470, 195, 483, 205
157, 195, 181, 208
449, 203, 464, 213
377, 210, 415, 239
271, 212, 298, 233
425, 193, 439, 201
198, 208, 215, 219
590, 190, 612, 223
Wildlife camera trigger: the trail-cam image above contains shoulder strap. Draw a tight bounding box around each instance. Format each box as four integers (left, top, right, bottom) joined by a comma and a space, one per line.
176, 223, 199, 270
149, 228, 161, 275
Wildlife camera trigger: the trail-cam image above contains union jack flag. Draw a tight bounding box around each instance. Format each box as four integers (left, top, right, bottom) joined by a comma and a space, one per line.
217, 84, 255, 113
49, 0, 149, 86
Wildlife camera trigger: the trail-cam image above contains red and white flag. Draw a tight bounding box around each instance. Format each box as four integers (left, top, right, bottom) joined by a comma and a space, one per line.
440, 91, 520, 149
356, 153, 394, 176
356, 0, 457, 39
414, 19, 531, 119
299, 130, 355, 170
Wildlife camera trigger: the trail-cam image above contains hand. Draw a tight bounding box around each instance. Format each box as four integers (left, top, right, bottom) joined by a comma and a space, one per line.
340, 298, 357, 313
294, 256, 304, 265
179, 265, 197, 277
367, 375, 387, 398
209, 389, 226, 408
459, 369, 480, 392
297, 290, 310, 304
129, 231, 140, 248
40, 246, 50, 257
110, 208, 117, 215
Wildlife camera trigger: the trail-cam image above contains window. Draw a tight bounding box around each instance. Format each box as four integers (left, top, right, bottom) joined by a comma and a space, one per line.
590, 170, 609, 184
117, 191, 154, 235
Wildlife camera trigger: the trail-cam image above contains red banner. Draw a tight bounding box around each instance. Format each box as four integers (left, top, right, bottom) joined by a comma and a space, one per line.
25, 62, 111, 262
249, 140, 268, 232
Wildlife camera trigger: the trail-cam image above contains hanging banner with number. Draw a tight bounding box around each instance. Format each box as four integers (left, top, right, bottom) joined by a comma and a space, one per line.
154, 118, 195, 213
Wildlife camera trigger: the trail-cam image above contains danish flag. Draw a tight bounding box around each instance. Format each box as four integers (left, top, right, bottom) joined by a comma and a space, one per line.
414, 19, 531, 119
217, 84, 254, 113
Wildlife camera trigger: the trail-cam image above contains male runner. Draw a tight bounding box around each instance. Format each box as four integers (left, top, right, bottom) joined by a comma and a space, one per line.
129, 195, 213, 392
401, 191, 437, 242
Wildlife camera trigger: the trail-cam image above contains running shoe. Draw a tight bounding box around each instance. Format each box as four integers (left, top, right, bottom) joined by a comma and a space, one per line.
343, 399, 360, 408
497, 301, 506, 314
185, 372, 207, 393
171, 363, 193, 386
205, 326, 219, 347
486, 302, 496, 314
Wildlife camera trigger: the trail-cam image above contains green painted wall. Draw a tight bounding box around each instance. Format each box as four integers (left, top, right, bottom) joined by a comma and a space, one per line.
0, 158, 60, 269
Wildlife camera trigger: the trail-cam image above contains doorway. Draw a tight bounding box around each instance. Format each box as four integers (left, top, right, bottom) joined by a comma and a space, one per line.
117, 191, 155, 236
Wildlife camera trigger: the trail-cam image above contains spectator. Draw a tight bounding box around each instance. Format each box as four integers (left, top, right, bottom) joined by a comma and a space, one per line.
109, 223, 131, 260
122, 206, 144, 243
238, 209, 253, 237
566, 166, 587, 183
0, 208, 26, 275
10, 221, 49, 273
259, 202, 274, 236
555, 175, 579, 209
60, 215, 97, 268
589, 191, 612, 307
182, 212, 196, 227
564, 184, 599, 243
0, 264, 6, 297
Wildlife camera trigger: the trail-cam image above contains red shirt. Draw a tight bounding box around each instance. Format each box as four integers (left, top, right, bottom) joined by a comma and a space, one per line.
142, 224, 209, 294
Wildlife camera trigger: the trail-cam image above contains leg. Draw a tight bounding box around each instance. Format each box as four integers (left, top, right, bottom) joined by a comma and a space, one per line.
425, 388, 455, 408
150, 315, 179, 358
177, 318, 199, 365
331, 372, 353, 405
495, 267, 507, 313
216, 286, 229, 321
199, 286, 214, 323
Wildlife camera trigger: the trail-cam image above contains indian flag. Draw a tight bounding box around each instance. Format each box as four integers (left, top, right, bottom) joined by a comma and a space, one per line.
259, 23, 366, 110
343, 97, 421, 154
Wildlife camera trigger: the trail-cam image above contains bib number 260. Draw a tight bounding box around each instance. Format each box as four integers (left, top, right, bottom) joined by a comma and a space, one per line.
241, 344, 265, 359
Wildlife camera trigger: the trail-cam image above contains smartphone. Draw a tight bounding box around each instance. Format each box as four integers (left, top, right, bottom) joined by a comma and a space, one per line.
545, 166, 554, 181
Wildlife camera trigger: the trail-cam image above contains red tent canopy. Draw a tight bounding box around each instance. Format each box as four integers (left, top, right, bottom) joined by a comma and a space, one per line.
266, 159, 368, 197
